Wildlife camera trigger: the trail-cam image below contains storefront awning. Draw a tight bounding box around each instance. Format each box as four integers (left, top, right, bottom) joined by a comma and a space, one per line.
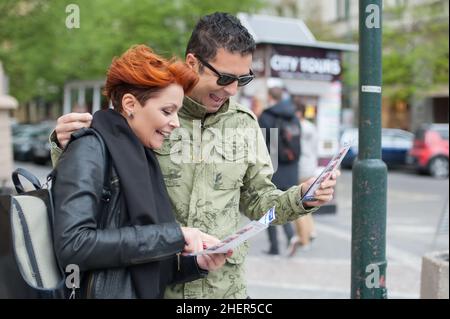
238, 13, 358, 52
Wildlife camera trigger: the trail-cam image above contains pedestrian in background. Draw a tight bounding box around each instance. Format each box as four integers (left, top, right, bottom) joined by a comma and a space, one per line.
288, 100, 318, 256
259, 78, 301, 255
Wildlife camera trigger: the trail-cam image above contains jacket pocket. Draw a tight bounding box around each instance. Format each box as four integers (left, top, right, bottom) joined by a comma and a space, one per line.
212, 142, 247, 190
88, 268, 137, 298
212, 164, 245, 190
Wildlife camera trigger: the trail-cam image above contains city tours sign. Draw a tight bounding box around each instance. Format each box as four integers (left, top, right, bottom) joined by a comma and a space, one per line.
269, 45, 342, 82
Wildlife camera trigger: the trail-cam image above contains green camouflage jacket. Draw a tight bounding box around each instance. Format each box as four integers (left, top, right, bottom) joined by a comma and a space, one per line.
50, 97, 317, 299
155, 97, 316, 299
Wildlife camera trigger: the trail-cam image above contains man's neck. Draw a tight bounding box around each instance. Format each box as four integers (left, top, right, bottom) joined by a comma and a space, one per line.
182, 96, 230, 120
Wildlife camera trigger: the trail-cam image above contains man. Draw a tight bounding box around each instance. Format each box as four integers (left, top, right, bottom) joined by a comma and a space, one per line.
258, 79, 299, 255
51, 12, 338, 299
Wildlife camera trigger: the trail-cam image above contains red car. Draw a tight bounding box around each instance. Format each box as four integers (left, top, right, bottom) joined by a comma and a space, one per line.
407, 124, 449, 178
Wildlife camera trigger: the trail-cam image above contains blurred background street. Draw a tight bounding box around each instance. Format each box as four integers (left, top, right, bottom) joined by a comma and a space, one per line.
244, 168, 448, 299
13, 161, 449, 298
1, 0, 448, 299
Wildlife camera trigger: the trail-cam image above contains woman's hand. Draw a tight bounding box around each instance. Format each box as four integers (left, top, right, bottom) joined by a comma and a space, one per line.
181, 227, 227, 254
180, 227, 205, 254
195, 234, 232, 271
196, 250, 233, 272
181, 227, 232, 271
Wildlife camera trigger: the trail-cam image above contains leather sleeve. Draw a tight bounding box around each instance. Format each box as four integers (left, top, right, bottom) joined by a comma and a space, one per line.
170, 255, 208, 285
52, 135, 185, 271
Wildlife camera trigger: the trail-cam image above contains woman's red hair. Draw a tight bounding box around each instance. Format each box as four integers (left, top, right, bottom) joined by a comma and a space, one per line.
104, 45, 198, 111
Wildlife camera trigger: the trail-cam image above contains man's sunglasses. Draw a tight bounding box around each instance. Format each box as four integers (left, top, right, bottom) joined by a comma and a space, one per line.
195, 55, 255, 87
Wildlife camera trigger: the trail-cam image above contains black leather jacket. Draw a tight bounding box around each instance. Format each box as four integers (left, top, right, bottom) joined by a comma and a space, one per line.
52, 129, 206, 298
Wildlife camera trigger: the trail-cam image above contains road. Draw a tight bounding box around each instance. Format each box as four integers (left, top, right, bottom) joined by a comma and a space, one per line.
245, 167, 449, 299
12, 161, 449, 299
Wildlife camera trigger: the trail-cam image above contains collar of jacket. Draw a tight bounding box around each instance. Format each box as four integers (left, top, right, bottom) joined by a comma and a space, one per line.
180, 96, 230, 122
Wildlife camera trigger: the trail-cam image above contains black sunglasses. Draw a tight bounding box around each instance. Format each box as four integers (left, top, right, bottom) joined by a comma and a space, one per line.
195, 55, 255, 87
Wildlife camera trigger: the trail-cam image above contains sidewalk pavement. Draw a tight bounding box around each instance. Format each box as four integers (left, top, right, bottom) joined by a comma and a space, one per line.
244, 219, 421, 299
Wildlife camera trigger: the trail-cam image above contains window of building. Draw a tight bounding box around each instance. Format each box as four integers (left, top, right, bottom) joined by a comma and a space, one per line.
336, 0, 350, 21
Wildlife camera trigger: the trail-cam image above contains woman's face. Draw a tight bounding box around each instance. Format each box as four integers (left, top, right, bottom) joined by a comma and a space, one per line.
127, 83, 183, 149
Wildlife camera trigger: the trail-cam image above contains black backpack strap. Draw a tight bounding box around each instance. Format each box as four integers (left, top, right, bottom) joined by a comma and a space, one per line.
12, 168, 42, 194
11, 197, 44, 288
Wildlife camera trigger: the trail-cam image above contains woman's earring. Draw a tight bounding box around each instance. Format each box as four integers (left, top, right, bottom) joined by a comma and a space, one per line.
128, 112, 134, 119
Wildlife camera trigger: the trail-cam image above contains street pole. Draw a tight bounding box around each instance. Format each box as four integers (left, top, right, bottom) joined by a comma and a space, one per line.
351, 0, 388, 299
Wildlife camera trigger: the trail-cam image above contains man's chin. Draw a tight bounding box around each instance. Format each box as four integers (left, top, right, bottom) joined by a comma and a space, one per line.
206, 106, 222, 113
205, 101, 225, 113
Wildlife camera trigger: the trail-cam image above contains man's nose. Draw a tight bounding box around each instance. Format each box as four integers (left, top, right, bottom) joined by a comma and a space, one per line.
223, 81, 239, 96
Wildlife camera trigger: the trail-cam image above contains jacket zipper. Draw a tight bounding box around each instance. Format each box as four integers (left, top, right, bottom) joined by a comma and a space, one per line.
177, 252, 181, 271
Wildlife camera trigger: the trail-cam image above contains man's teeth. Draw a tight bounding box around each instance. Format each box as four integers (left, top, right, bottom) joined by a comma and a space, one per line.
210, 94, 222, 102
158, 130, 170, 137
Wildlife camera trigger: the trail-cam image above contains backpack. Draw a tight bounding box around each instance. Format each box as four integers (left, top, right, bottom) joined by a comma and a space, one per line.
275, 115, 302, 164
0, 168, 66, 298
0, 128, 110, 298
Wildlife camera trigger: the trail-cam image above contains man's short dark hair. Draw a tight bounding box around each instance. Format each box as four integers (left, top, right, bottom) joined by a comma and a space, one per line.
268, 87, 283, 103
185, 12, 256, 61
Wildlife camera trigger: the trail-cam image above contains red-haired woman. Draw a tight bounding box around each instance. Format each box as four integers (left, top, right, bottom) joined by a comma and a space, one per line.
52, 45, 230, 298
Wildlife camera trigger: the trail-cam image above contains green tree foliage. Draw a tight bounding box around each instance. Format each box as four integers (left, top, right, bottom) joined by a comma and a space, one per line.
297, 2, 449, 107
382, 2, 449, 102
0, 0, 264, 103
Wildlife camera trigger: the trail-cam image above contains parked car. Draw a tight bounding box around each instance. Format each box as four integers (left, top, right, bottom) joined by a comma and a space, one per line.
407, 124, 449, 178
12, 124, 43, 161
340, 128, 414, 168
12, 123, 54, 163
31, 125, 54, 165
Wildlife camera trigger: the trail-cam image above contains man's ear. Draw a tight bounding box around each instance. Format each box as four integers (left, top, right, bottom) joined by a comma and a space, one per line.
185, 53, 197, 69
121, 93, 137, 116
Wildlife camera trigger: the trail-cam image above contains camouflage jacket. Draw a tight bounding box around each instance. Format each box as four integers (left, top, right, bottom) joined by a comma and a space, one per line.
155, 97, 316, 299
50, 97, 317, 299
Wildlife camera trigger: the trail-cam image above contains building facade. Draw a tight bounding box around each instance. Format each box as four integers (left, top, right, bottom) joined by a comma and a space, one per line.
262, 0, 449, 131
0, 62, 17, 190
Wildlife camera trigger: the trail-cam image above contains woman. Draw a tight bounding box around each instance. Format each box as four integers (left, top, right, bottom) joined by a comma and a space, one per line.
52, 45, 230, 298
288, 101, 318, 257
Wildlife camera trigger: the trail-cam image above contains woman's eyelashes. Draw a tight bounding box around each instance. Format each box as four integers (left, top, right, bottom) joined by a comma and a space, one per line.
162, 107, 176, 116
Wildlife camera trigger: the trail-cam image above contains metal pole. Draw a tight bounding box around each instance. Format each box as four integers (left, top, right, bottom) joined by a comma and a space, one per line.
351, 0, 387, 299
93, 85, 101, 113
63, 86, 71, 114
